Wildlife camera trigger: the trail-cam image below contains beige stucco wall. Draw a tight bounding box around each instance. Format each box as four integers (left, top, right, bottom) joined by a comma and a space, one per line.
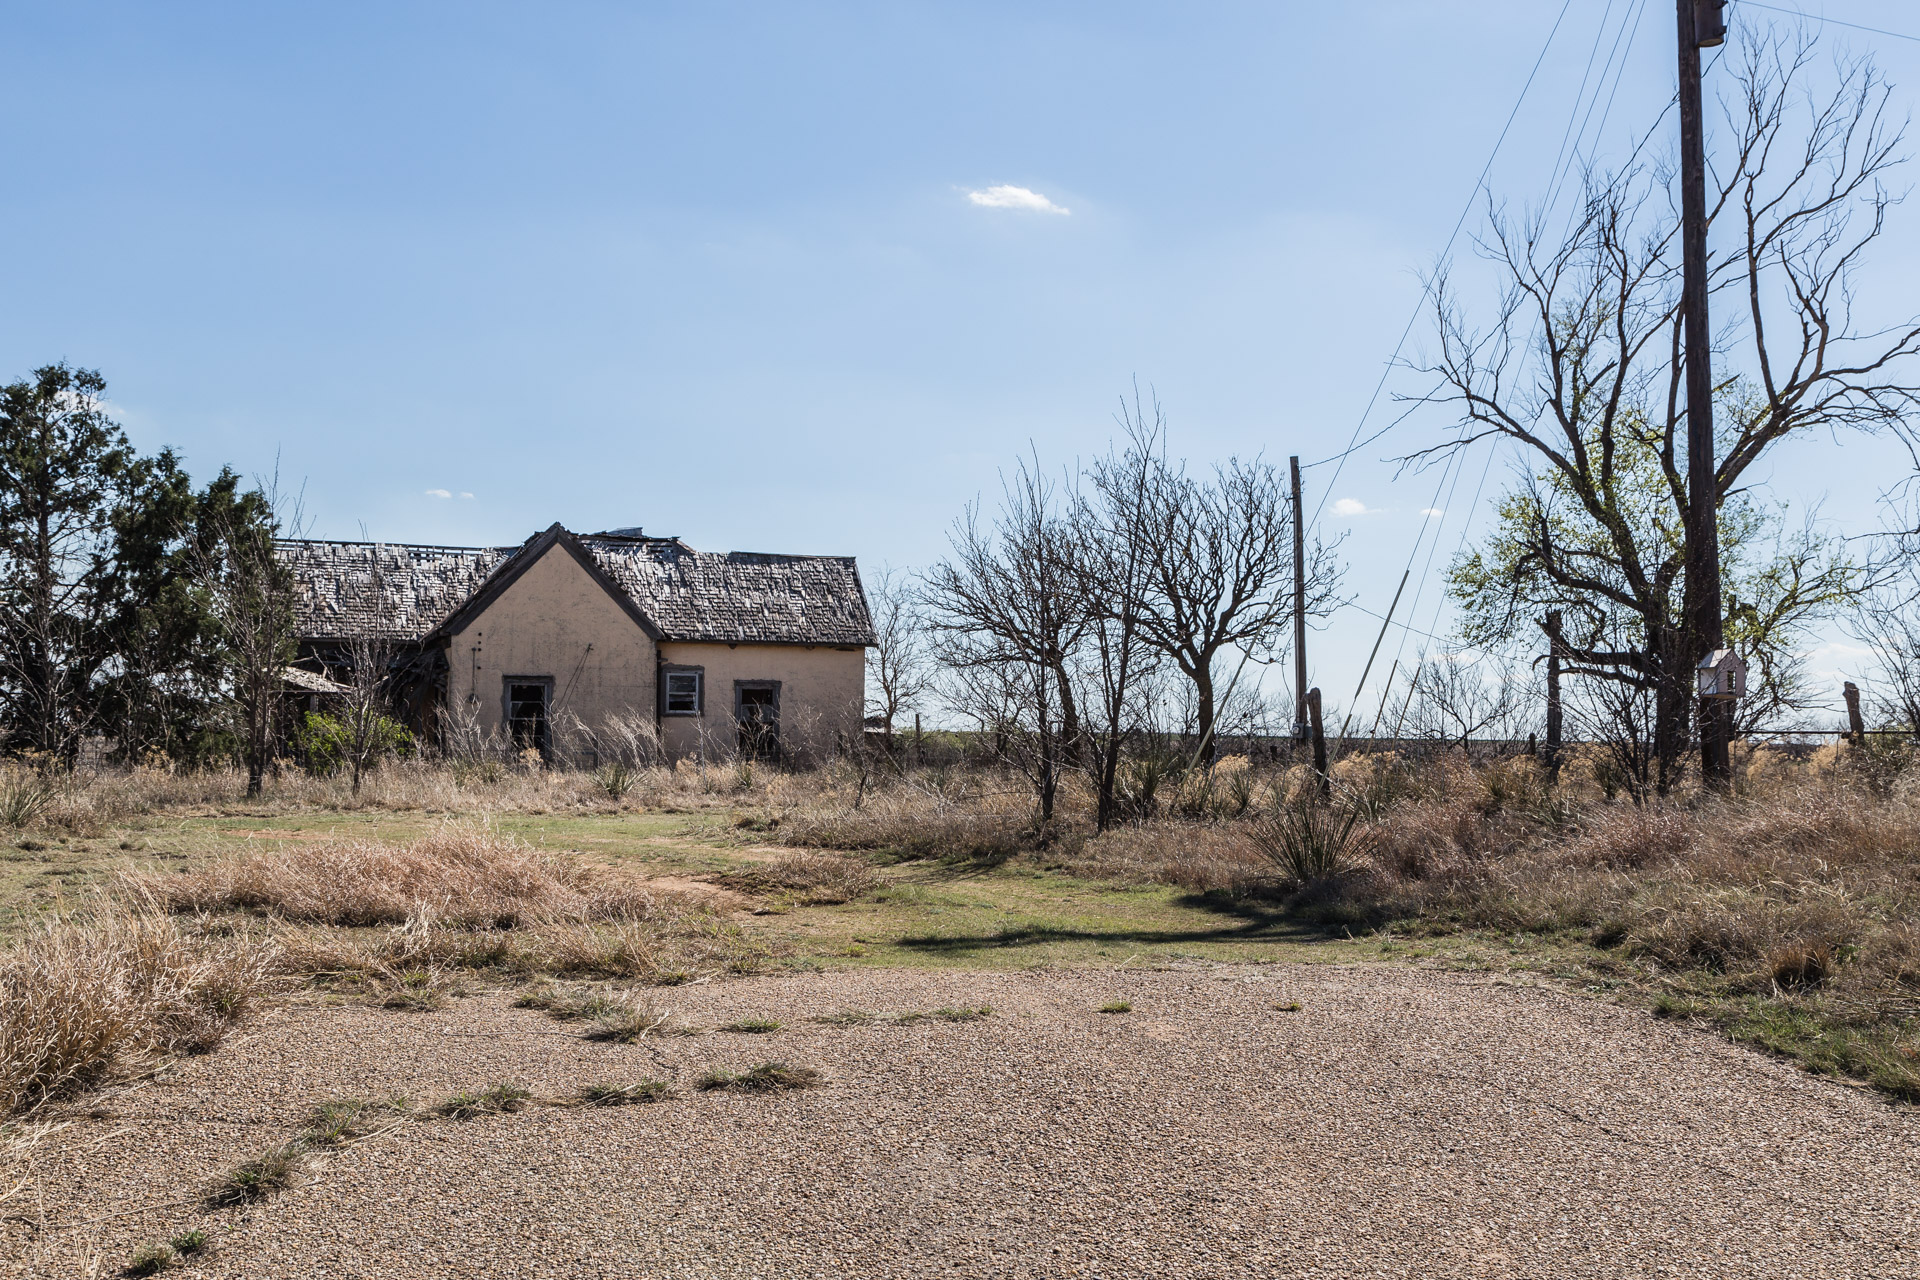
442, 543, 658, 755
656, 641, 865, 763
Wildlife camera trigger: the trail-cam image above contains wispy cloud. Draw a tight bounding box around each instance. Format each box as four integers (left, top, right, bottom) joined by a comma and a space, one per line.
1331, 497, 1374, 517
424, 488, 452, 499
966, 184, 1070, 215
1420, 507, 1445, 518
459, 491, 475, 500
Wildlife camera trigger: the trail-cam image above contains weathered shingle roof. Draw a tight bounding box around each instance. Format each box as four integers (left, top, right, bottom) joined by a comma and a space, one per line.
581, 535, 874, 647
277, 528, 873, 647
279, 540, 513, 641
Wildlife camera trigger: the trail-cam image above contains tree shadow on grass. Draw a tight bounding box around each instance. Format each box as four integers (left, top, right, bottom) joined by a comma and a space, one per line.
895, 891, 1348, 958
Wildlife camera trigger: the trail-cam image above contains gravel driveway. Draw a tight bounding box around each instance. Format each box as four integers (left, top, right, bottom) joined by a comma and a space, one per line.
7, 964, 1916, 1278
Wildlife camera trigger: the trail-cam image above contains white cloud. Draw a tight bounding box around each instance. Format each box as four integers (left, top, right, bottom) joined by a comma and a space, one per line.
459, 491, 475, 500
966, 185, 1070, 215
424, 488, 452, 499
1420, 507, 1445, 518
1331, 497, 1373, 517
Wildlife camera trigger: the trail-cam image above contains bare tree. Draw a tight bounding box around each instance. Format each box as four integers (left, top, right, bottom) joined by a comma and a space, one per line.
1849, 510, 1920, 735
1403, 651, 1534, 751
1072, 401, 1163, 831
1117, 398, 1343, 764
924, 457, 1087, 823
1418, 30, 1910, 789
863, 565, 934, 752
196, 473, 301, 797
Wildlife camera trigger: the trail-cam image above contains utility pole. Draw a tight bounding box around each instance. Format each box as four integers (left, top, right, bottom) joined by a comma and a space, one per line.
1290, 456, 1308, 745
1678, 0, 1731, 790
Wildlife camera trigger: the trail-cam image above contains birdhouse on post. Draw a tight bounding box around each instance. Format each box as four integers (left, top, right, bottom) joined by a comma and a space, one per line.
1696, 649, 1746, 701
1691, 0, 1728, 49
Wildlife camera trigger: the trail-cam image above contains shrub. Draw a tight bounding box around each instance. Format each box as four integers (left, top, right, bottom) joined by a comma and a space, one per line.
291, 711, 412, 777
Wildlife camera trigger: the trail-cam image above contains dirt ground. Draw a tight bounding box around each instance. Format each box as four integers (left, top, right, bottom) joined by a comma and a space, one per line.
6, 963, 1916, 1279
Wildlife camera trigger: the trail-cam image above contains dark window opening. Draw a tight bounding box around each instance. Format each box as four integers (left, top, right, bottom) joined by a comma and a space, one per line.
507, 680, 552, 756
736, 681, 780, 760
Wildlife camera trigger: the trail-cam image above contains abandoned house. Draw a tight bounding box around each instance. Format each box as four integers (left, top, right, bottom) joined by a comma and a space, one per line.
278, 523, 874, 763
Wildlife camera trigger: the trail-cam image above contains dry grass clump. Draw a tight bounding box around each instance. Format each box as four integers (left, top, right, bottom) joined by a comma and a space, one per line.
515, 985, 709, 1040
1063, 823, 1270, 895
126, 1229, 210, 1276
143, 827, 664, 928
0, 902, 273, 1117
897, 1005, 992, 1023
721, 1017, 781, 1033
777, 768, 1042, 862
136, 828, 768, 998
719, 851, 879, 904
275, 907, 766, 1002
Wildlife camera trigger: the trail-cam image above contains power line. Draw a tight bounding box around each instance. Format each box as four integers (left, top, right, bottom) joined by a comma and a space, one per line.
1738, 1, 1920, 44
1351, 4, 1642, 729
1306, 0, 1578, 506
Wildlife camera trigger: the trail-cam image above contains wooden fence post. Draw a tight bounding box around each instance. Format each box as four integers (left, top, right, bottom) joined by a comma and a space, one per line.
1542, 611, 1564, 784
1844, 681, 1867, 748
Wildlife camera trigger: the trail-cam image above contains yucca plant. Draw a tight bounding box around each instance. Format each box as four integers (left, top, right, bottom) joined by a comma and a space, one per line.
1251, 795, 1368, 885
593, 761, 636, 801
0, 771, 53, 829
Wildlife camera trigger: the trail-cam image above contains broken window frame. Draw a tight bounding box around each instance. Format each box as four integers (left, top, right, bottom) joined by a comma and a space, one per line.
662, 665, 704, 716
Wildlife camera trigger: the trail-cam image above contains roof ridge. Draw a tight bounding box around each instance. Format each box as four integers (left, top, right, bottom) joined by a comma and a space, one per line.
276, 537, 509, 554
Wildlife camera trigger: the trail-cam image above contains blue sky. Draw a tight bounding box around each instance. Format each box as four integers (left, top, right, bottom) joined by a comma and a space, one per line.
4, 1, 1918, 722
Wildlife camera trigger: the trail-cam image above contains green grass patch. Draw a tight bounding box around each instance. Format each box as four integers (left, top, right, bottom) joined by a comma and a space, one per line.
432, 1082, 531, 1120
721, 1017, 782, 1034
696, 1062, 823, 1093
578, 1079, 678, 1106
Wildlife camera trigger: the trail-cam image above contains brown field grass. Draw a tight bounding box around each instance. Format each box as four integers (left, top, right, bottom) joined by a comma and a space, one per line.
4, 742, 1918, 1112
6, 755, 793, 838
1, 828, 765, 1118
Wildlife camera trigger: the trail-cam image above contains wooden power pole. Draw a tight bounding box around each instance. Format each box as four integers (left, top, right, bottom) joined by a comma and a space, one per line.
1290, 456, 1308, 744
1678, 0, 1731, 790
